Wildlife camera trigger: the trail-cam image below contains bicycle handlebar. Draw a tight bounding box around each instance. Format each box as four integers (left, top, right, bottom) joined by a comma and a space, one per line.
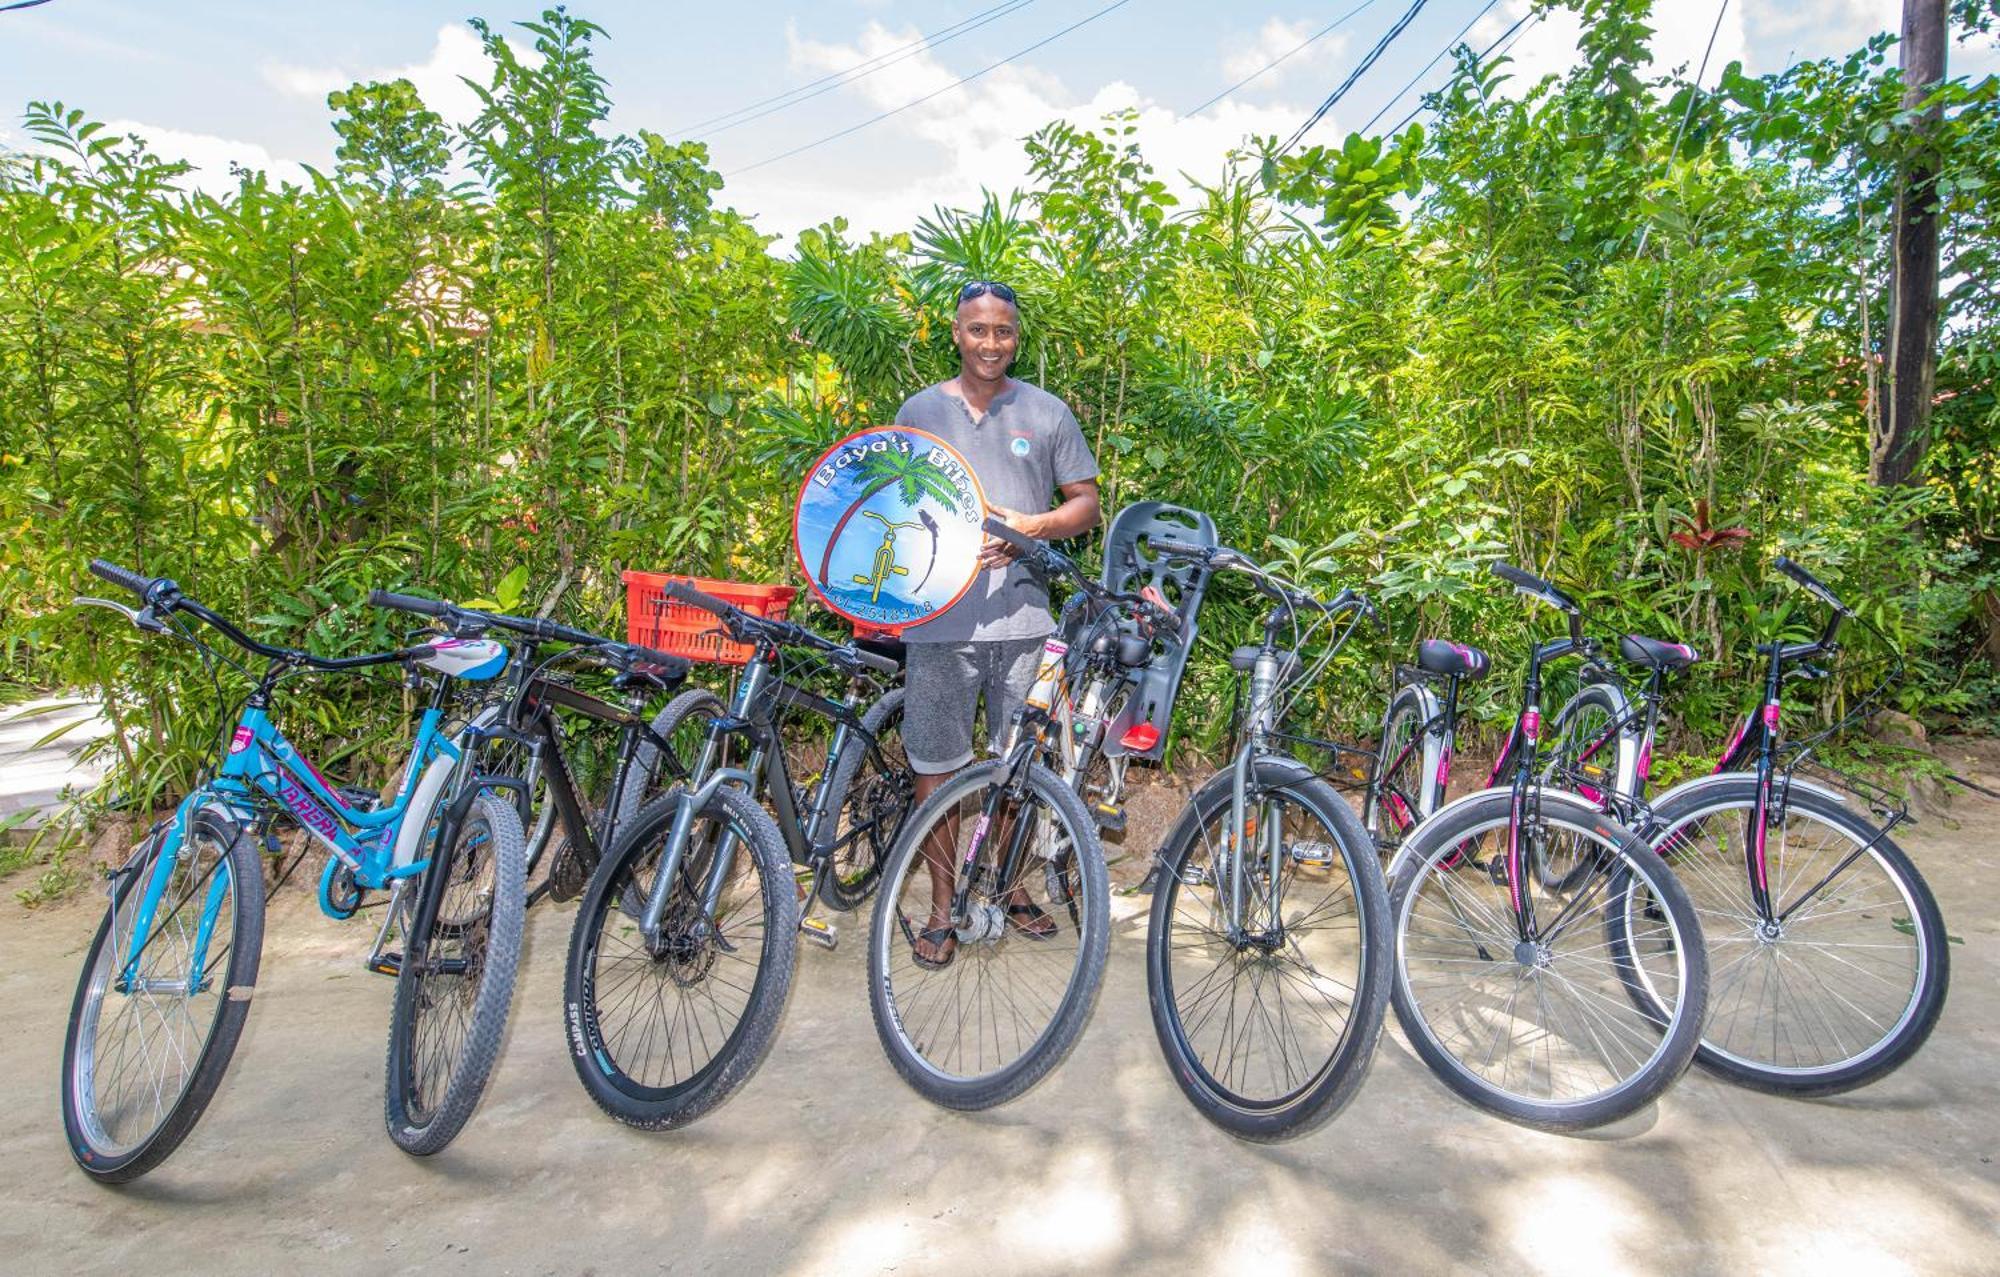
982, 516, 1183, 637
1491, 562, 1580, 615
368, 588, 605, 648
662, 580, 896, 677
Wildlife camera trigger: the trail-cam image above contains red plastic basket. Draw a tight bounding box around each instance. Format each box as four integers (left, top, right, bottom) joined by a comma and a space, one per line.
622, 571, 798, 666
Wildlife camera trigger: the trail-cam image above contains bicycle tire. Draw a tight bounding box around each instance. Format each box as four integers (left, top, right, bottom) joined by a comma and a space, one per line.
615, 687, 728, 832
1632, 778, 1948, 1095
1365, 684, 1435, 854
1536, 682, 1628, 890
1146, 757, 1392, 1141
868, 759, 1109, 1109
61, 809, 265, 1183
816, 687, 909, 912
1389, 789, 1707, 1132
384, 789, 527, 1155
564, 785, 798, 1129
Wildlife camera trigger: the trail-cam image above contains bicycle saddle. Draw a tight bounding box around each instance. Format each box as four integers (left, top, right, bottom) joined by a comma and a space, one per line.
1229, 645, 1301, 684
1619, 634, 1700, 671
1415, 639, 1490, 680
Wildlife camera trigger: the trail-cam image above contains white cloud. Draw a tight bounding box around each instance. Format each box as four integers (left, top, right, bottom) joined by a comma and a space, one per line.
724, 20, 1319, 245
1220, 17, 1352, 86
103, 119, 313, 196
260, 23, 527, 128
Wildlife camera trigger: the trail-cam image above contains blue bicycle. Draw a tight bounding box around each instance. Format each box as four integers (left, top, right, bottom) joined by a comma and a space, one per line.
62, 559, 528, 1182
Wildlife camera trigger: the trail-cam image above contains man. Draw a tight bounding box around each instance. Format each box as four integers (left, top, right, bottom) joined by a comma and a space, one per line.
895, 280, 1101, 967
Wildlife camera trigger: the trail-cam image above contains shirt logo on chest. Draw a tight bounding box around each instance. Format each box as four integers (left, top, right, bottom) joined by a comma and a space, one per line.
1010, 435, 1032, 457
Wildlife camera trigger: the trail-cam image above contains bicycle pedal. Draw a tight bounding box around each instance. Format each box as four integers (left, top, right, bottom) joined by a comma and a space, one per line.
1091, 801, 1126, 833
369, 952, 402, 977
798, 916, 838, 950
1288, 841, 1337, 869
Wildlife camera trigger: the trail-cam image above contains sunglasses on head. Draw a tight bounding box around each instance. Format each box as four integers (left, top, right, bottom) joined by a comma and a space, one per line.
957, 280, 1017, 305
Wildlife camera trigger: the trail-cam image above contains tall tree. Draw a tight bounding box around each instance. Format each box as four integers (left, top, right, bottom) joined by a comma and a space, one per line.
1875, 0, 1949, 487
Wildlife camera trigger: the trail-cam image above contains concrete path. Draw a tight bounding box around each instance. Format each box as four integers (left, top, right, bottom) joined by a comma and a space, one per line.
1, 754, 1996, 1274
0, 697, 108, 830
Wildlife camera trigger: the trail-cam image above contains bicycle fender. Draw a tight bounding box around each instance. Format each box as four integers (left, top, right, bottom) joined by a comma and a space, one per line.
1645, 771, 1847, 819
388, 705, 502, 871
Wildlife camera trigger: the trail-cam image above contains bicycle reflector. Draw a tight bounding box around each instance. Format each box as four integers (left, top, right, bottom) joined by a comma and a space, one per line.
1120, 723, 1162, 752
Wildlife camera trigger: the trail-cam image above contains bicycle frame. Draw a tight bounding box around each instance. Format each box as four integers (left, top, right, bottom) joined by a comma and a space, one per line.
118, 672, 473, 995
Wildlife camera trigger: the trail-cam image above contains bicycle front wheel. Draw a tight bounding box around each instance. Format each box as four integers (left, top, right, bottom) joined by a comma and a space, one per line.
384, 790, 527, 1155
1634, 778, 1948, 1095
1390, 789, 1707, 1131
564, 785, 798, 1129
62, 809, 265, 1183
1147, 759, 1391, 1141
868, 759, 1108, 1109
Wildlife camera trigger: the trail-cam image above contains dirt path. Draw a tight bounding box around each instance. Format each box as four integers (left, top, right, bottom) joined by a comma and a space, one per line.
2, 754, 1997, 1275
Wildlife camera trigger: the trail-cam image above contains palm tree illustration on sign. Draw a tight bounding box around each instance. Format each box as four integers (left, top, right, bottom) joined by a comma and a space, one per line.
853, 511, 925, 603
816, 448, 966, 592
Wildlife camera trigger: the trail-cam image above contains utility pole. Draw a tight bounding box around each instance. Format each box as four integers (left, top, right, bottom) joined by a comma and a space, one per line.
1874, 0, 1948, 488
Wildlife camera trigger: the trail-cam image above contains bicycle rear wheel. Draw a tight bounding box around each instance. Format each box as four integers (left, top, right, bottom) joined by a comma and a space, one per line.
1536, 683, 1628, 890
564, 785, 798, 1129
62, 809, 265, 1183
1390, 790, 1707, 1131
1365, 685, 1435, 855
1633, 779, 1948, 1095
817, 687, 910, 912
868, 759, 1108, 1109
1146, 759, 1391, 1140
384, 790, 526, 1155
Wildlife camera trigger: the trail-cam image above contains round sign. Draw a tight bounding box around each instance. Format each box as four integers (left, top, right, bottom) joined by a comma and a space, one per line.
793, 426, 987, 636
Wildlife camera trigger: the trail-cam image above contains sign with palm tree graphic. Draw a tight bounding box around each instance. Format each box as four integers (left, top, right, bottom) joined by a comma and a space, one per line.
793, 426, 986, 634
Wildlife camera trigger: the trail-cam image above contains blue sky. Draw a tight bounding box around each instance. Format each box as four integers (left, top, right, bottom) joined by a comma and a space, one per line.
3, 1, 1992, 241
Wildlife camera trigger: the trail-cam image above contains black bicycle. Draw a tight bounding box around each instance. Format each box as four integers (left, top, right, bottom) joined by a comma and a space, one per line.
867, 519, 1180, 1110
562, 580, 907, 1129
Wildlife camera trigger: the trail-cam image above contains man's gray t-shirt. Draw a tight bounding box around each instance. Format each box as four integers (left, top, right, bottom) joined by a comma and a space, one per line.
894, 380, 1098, 643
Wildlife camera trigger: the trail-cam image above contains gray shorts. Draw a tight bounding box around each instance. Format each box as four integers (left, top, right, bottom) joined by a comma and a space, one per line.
902, 637, 1047, 774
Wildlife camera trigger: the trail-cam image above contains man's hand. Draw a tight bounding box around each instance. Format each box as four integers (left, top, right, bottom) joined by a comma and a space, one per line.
979, 505, 1043, 569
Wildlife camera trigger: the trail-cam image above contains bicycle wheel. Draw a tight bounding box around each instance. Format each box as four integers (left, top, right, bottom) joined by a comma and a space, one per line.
1630, 778, 1948, 1095
816, 687, 910, 911
62, 809, 265, 1183
1146, 758, 1392, 1140
868, 758, 1109, 1109
1389, 789, 1707, 1131
1536, 683, 1627, 890
615, 687, 727, 831
564, 784, 798, 1129
384, 789, 527, 1155
1365, 685, 1434, 854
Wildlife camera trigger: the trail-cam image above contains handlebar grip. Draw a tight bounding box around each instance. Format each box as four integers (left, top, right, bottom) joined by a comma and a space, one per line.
981, 515, 1041, 557
1147, 537, 1208, 561
1772, 556, 1851, 615
1490, 562, 1580, 614
90, 559, 160, 600
847, 645, 901, 676
661, 580, 736, 621
368, 589, 450, 618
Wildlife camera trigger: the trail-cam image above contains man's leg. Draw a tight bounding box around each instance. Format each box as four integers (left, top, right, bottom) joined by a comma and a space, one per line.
901, 643, 981, 965
983, 637, 1061, 937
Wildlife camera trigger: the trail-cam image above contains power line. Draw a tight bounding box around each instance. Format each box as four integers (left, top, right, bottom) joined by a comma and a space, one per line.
728, 0, 1139, 178
1385, 7, 1537, 137
1279, 0, 1431, 155
1639, 0, 1730, 255
1183, 1, 1383, 118
679, 0, 1040, 141
1358, 0, 1499, 135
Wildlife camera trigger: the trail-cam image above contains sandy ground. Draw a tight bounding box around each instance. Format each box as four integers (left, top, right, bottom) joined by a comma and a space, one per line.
1, 751, 1996, 1275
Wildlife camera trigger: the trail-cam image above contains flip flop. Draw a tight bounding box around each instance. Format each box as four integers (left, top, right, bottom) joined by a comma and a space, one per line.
1006, 902, 1058, 940
910, 922, 957, 970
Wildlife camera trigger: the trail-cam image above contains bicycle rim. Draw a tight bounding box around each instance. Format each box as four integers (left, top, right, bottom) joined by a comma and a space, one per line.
1646, 796, 1929, 1079
578, 800, 776, 1094
1396, 809, 1694, 1111
1157, 784, 1371, 1112
68, 823, 242, 1160
875, 774, 1098, 1086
